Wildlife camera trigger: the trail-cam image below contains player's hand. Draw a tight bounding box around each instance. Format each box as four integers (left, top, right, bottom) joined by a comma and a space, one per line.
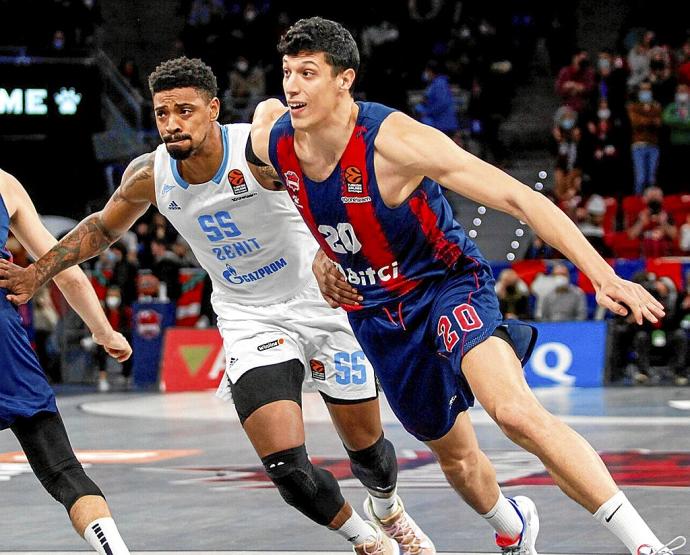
311, 249, 362, 308
0, 259, 39, 305
595, 275, 665, 325
93, 330, 132, 363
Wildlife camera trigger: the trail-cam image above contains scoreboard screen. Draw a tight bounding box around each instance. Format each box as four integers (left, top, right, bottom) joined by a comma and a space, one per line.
0, 58, 102, 136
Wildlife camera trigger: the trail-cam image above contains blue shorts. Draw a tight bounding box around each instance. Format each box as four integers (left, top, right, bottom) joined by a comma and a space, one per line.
349, 258, 536, 442
0, 292, 57, 430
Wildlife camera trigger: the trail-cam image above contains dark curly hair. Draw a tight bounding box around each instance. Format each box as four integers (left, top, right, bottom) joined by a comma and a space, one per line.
148, 56, 218, 100
277, 17, 359, 75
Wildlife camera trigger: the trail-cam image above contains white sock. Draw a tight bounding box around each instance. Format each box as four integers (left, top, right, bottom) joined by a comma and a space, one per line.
335, 512, 377, 545
368, 487, 400, 520
481, 492, 524, 543
83, 518, 130, 555
593, 491, 662, 554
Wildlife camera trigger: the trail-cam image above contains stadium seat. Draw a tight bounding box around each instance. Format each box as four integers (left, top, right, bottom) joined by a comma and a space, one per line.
605, 231, 641, 259
622, 195, 645, 228
663, 193, 690, 228
603, 196, 618, 232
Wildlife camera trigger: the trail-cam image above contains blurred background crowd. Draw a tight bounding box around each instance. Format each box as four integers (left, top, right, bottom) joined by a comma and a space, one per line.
1, 0, 689, 389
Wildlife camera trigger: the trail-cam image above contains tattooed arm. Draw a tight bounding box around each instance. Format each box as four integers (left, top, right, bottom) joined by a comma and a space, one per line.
248, 161, 285, 191
0, 152, 156, 304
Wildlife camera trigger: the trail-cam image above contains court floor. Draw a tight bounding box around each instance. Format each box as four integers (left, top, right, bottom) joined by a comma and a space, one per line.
1, 386, 689, 554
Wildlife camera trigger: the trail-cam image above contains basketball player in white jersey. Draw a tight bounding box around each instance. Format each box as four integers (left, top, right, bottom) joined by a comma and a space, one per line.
0, 57, 433, 555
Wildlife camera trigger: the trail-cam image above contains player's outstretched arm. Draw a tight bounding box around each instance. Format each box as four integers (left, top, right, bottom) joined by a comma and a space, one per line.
376, 113, 665, 325
0, 170, 132, 361
0, 152, 156, 305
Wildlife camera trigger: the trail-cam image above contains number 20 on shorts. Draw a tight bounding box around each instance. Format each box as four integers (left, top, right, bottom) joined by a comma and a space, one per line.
437, 303, 483, 352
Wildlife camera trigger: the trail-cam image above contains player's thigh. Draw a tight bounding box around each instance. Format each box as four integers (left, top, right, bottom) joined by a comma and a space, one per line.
425, 410, 482, 464
325, 397, 383, 451
461, 336, 541, 420
243, 400, 306, 458
231, 359, 307, 458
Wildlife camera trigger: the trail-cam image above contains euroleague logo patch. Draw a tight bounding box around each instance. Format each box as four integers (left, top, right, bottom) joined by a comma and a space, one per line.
310, 359, 326, 380
228, 169, 248, 195
257, 338, 285, 352
344, 165, 363, 194
341, 165, 371, 203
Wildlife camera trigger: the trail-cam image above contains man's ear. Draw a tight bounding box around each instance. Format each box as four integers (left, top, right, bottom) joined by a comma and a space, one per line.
210, 97, 220, 121
339, 68, 356, 91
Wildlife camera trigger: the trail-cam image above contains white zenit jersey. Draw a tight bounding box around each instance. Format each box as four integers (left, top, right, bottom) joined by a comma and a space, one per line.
153, 123, 319, 306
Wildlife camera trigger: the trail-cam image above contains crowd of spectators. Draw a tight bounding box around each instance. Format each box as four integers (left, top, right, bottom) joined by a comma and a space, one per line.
548, 24, 690, 260
168, 2, 577, 162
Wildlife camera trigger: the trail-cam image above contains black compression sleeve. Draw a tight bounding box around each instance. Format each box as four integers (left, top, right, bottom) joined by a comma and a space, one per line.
245, 133, 268, 167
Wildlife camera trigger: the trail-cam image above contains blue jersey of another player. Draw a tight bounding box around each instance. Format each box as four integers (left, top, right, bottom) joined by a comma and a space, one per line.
0, 192, 57, 430
268, 101, 487, 311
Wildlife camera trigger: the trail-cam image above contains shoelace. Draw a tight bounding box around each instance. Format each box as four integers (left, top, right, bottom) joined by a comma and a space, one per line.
359, 533, 386, 555
648, 536, 687, 555
381, 514, 424, 554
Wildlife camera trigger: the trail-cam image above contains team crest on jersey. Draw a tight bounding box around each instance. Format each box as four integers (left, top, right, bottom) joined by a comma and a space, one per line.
310, 359, 326, 380
284, 170, 300, 192
228, 169, 249, 195
283, 170, 302, 207
161, 183, 176, 196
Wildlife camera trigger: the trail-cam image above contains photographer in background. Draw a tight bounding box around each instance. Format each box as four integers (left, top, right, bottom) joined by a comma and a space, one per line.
627, 186, 677, 257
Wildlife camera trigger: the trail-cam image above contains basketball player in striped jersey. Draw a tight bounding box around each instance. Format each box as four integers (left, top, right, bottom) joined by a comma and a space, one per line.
246, 16, 686, 555
0, 168, 131, 554
0, 57, 433, 555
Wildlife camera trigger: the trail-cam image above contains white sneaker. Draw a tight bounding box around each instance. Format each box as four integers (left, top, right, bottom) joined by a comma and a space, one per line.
97, 378, 110, 393
637, 536, 687, 555
495, 496, 539, 555
353, 522, 400, 555
363, 496, 435, 554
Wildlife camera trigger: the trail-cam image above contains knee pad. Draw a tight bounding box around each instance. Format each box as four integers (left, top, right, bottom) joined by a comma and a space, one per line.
35, 457, 104, 512
11, 411, 104, 512
346, 433, 398, 496
262, 445, 344, 526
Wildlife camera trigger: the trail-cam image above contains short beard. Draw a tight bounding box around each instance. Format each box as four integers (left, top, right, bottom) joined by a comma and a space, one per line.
166, 145, 193, 160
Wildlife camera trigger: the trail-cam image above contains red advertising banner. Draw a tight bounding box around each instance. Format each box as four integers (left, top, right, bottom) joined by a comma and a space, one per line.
160, 328, 225, 392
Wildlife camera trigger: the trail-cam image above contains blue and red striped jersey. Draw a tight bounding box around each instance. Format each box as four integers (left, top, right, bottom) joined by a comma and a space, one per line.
269, 101, 483, 310
0, 194, 13, 262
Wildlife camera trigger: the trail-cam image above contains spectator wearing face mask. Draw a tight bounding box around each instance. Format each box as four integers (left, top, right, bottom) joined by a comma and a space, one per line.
95, 285, 133, 391
495, 269, 531, 320
594, 49, 627, 116
415, 60, 459, 137
540, 263, 587, 322
577, 195, 614, 257
649, 51, 677, 107
556, 49, 595, 113
552, 106, 583, 203
627, 30, 654, 90
628, 186, 677, 257
661, 83, 690, 190
628, 81, 662, 195
583, 97, 626, 197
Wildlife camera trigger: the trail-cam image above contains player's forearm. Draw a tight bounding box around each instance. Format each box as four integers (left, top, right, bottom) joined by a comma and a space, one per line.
513, 190, 615, 287
34, 213, 118, 288
53, 268, 113, 339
